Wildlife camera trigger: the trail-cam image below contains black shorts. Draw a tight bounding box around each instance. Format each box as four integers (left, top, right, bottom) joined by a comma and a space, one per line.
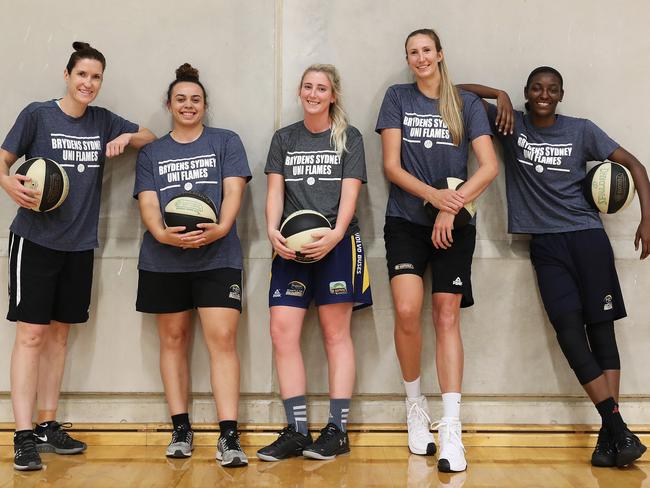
136, 267, 243, 313
7, 232, 94, 325
384, 216, 476, 308
530, 229, 626, 323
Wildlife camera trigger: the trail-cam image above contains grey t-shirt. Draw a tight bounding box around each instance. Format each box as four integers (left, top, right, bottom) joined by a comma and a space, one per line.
487, 104, 618, 234
375, 84, 492, 226
2, 100, 139, 251
134, 127, 251, 272
264, 121, 367, 235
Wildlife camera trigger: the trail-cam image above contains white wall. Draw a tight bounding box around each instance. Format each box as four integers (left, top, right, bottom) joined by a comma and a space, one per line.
0, 0, 648, 424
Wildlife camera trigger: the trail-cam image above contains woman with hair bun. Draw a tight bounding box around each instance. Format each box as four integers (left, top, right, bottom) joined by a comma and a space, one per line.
0, 41, 155, 471
134, 63, 251, 467
257, 64, 372, 462
376, 28, 498, 473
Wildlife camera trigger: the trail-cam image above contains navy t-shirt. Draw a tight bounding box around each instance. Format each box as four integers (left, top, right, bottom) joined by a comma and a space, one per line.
134, 127, 251, 273
375, 84, 492, 225
487, 104, 619, 234
264, 122, 367, 235
2, 100, 139, 251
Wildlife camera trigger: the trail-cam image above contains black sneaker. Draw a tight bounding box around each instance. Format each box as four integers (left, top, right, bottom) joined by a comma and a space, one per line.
302, 423, 349, 460
14, 431, 43, 471
591, 428, 616, 467
257, 424, 313, 462
614, 428, 647, 467
34, 421, 87, 454
217, 429, 248, 467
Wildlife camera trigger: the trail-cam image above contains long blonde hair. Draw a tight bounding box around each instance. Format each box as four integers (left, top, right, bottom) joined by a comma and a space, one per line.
405, 29, 464, 146
299, 64, 349, 156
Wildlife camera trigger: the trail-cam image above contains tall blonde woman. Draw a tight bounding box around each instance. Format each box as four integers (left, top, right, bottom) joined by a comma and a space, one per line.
376, 29, 498, 472
257, 64, 372, 462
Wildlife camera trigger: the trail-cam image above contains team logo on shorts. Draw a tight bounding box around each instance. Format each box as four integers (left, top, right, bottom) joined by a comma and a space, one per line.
394, 263, 415, 271
452, 277, 463, 286
228, 284, 241, 301
329, 281, 348, 295
273, 289, 282, 298
285, 281, 306, 297
603, 294, 613, 311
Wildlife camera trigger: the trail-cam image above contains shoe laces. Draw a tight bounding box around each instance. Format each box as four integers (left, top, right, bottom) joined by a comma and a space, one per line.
314, 423, 339, 446
15, 436, 39, 459
433, 418, 465, 453
171, 425, 192, 444
221, 430, 242, 451
270, 425, 300, 447
45, 422, 76, 445
407, 400, 432, 432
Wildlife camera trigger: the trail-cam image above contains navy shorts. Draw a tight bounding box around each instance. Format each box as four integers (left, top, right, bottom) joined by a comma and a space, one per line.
384, 216, 476, 308
137, 267, 243, 313
269, 232, 372, 311
7, 232, 94, 325
530, 228, 626, 323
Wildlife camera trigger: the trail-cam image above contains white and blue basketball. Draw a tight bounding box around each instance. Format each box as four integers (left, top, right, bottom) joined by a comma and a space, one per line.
584, 162, 635, 214
280, 210, 332, 263
164, 192, 218, 232
15, 157, 69, 212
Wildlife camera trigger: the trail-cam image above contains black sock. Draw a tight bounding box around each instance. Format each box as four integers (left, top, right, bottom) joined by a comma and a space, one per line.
595, 397, 626, 437
219, 420, 238, 435
171, 413, 191, 431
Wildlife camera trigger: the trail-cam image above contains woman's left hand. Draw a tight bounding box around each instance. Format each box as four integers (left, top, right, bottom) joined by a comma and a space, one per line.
432, 211, 455, 249
195, 222, 229, 246
495, 90, 515, 135
106, 133, 133, 158
300, 228, 344, 261
635, 218, 650, 259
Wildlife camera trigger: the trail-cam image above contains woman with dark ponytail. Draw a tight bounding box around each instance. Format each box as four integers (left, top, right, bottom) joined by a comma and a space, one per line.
0, 42, 155, 471
134, 63, 251, 467
461, 68, 649, 468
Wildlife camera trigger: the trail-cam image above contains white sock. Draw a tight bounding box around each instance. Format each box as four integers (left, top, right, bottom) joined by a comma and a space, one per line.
442, 392, 461, 419
404, 377, 422, 400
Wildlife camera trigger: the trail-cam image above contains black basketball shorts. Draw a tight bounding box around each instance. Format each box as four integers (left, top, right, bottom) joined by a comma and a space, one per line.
7, 232, 94, 324
530, 228, 626, 324
136, 267, 243, 313
384, 216, 476, 308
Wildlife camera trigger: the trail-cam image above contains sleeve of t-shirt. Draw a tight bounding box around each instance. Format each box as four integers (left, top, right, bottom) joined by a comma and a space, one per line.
264, 130, 284, 175
583, 119, 620, 161
223, 133, 252, 182
375, 86, 402, 133
463, 93, 493, 141
1, 104, 38, 158
342, 129, 367, 183
133, 146, 156, 199
105, 110, 139, 142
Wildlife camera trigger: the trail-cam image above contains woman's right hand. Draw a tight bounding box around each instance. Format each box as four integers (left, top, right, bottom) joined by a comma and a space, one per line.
426, 187, 464, 214
0, 173, 40, 208
268, 228, 296, 260
155, 226, 205, 249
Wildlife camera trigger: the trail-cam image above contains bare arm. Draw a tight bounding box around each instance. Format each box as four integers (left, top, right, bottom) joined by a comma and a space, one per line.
137, 190, 204, 249
457, 84, 514, 135
301, 177, 362, 261
196, 176, 247, 245
0, 148, 39, 208
265, 173, 295, 260
381, 128, 464, 214
106, 127, 156, 158
608, 147, 650, 259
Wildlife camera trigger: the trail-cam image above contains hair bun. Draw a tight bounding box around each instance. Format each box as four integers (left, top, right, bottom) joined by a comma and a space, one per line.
72, 41, 92, 51
176, 63, 199, 81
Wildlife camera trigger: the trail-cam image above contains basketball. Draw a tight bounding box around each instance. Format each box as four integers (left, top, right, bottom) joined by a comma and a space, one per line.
15, 157, 69, 212
423, 177, 476, 227
280, 210, 332, 263
163, 192, 218, 232
584, 162, 635, 214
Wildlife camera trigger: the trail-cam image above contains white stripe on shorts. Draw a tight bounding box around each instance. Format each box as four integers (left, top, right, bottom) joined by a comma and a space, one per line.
16, 236, 24, 306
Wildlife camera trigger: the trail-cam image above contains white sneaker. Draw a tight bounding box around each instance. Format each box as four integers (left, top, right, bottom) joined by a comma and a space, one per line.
406, 396, 436, 455
435, 417, 466, 472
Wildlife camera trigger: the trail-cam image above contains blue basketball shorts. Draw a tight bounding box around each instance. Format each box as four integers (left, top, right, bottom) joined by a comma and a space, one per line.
530, 228, 626, 323
269, 232, 372, 311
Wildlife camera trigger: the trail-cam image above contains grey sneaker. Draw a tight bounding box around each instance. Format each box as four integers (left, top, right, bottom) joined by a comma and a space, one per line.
166, 425, 193, 458
216, 430, 248, 467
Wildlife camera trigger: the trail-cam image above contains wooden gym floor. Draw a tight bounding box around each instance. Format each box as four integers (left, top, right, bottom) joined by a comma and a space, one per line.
0, 423, 648, 487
